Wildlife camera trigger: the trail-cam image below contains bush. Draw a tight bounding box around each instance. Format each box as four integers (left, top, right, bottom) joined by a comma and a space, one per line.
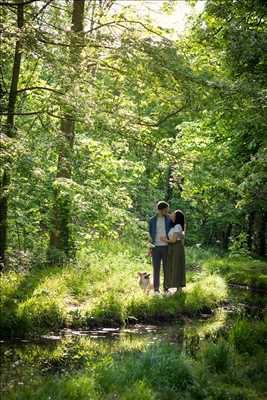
229, 232, 251, 258
122, 381, 156, 400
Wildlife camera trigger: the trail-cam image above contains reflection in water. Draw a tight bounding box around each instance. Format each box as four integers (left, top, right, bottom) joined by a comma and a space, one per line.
0, 309, 230, 394
1, 289, 265, 397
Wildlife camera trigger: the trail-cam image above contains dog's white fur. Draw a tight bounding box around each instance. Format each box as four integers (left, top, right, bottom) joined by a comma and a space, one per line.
138, 272, 153, 294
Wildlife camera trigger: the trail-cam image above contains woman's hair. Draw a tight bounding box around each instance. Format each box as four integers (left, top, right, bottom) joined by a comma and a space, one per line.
172, 209, 185, 230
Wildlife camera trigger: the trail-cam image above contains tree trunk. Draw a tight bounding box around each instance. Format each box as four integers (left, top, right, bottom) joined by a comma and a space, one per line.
165, 165, 173, 203
257, 210, 266, 257
0, 1, 24, 265
247, 211, 255, 252
251, 210, 266, 257
259, 212, 266, 257
47, 0, 85, 263
222, 224, 232, 249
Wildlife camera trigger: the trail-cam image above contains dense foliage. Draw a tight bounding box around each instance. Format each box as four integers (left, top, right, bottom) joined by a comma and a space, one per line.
1, 0, 266, 265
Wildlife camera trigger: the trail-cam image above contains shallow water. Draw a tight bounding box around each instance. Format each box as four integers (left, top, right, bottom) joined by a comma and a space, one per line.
0, 311, 228, 394
1, 289, 266, 396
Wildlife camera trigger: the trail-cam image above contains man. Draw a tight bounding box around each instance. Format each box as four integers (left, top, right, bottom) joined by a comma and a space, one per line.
148, 201, 172, 294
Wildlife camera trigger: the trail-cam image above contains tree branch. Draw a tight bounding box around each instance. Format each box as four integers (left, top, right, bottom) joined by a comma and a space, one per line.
0, 0, 39, 6
32, 0, 53, 20
37, 35, 116, 50
16, 86, 63, 94
47, 112, 83, 122
0, 110, 43, 116
156, 106, 186, 126
117, 18, 172, 42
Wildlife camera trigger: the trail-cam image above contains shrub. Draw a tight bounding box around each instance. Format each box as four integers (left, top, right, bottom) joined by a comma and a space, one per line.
229, 232, 251, 258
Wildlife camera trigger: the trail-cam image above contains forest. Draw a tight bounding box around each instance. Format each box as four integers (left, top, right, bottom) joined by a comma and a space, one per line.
0, 0, 267, 399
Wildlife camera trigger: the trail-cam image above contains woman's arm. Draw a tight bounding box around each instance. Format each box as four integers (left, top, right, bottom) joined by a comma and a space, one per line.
160, 233, 178, 243
177, 230, 185, 240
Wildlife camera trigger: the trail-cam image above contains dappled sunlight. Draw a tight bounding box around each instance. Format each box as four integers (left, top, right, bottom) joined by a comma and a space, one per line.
2, 317, 267, 399
1, 0, 266, 397
2, 240, 266, 341
203, 257, 267, 289
186, 307, 228, 341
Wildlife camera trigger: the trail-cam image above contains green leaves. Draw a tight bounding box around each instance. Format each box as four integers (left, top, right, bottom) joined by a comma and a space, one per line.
2, 0, 266, 257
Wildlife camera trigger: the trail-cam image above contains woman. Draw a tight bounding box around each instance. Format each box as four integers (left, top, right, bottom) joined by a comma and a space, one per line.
161, 209, 186, 291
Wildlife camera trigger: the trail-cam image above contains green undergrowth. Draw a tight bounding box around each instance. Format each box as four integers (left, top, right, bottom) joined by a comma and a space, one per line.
1, 241, 266, 338
1, 317, 267, 400
202, 256, 267, 289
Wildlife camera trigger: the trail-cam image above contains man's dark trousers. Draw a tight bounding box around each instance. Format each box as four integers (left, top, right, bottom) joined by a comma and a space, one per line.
152, 245, 168, 291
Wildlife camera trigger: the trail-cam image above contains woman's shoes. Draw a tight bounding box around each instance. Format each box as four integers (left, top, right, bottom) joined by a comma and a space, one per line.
152, 288, 183, 296
164, 288, 174, 296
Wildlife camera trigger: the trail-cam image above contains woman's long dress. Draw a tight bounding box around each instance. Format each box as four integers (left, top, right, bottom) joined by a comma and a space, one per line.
167, 240, 186, 288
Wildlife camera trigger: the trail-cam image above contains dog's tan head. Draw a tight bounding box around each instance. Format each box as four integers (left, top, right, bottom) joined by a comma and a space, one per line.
138, 271, 151, 289
138, 272, 153, 293
138, 271, 151, 280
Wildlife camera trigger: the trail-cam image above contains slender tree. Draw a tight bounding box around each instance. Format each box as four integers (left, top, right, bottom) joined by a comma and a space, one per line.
48, 0, 85, 262
0, 0, 24, 265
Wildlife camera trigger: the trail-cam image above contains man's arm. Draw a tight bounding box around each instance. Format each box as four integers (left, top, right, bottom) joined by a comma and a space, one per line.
147, 218, 154, 256
148, 217, 153, 242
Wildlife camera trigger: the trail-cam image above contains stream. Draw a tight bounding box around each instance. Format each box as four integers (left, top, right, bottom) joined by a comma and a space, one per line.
1, 288, 266, 395
0, 309, 229, 393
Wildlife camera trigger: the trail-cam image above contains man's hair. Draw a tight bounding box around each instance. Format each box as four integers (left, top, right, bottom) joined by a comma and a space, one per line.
157, 201, 169, 210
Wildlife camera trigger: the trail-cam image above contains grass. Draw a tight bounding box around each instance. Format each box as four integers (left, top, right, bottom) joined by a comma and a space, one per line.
200, 338, 234, 372
1, 241, 267, 399
202, 256, 267, 289
1, 240, 266, 337
1, 318, 267, 400
0, 242, 229, 338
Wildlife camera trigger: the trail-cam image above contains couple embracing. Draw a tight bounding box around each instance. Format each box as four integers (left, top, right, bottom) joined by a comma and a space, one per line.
149, 201, 186, 295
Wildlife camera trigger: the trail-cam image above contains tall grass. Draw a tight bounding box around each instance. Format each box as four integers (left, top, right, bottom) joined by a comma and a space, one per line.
200, 339, 234, 372
1, 242, 230, 337
228, 317, 267, 354
2, 240, 266, 338
202, 257, 267, 289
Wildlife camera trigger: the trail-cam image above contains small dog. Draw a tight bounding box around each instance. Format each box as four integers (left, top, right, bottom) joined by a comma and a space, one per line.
138, 272, 153, 294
